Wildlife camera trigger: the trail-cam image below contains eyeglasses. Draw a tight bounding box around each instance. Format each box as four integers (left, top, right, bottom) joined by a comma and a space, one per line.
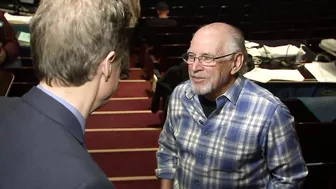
181, 52, 237, 66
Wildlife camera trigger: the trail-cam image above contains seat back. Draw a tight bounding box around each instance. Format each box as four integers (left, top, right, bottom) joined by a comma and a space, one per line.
0, 70, 15, 96
295, 122, 336, 164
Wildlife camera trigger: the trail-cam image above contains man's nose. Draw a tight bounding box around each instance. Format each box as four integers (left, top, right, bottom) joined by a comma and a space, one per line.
191, 58, 203, 71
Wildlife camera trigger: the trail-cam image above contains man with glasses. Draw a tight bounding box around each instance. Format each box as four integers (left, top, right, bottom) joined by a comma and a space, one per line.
156, 22, 308, 189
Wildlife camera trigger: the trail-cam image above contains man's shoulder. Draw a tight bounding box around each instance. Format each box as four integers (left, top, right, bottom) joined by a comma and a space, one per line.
167, 18, 177, 26
0, 96, 20, 103
146, 18, 177, 27
0, 96, 21, 115
242, 79, 283, 106
171, 80, 190, 95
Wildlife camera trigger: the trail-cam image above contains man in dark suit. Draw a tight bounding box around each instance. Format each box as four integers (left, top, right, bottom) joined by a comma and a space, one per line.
0, 0, 129, 188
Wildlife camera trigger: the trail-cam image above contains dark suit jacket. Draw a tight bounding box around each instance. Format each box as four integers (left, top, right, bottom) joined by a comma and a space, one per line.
0, 87, 114, 189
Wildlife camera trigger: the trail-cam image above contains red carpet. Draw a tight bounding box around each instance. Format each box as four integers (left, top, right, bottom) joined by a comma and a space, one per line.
85, 130, 160, 149
127, 69, 143, 80
86, 69, 162, 188
91, 151, 157, 177
87, 112, 162, 129
96, 98, 151, 111
113, 82, 152, 98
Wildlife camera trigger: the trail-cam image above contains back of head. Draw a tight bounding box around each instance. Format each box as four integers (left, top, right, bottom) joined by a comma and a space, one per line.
157, 1, 169, 11
156, 1, 169, 17
30, 0, 130, 87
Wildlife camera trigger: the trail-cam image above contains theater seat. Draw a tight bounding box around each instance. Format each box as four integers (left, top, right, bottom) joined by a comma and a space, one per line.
0, 70, 15, 96
283, 97, 336, 122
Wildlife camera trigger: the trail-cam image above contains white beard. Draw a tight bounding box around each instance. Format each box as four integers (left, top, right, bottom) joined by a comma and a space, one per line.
191, 79, 212, 95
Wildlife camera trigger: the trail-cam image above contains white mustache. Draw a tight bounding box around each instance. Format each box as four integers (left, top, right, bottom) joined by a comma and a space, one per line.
189, 73, 210, 79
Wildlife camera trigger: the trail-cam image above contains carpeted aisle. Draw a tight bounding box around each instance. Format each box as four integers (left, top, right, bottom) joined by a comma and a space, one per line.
86, 68, 162, 189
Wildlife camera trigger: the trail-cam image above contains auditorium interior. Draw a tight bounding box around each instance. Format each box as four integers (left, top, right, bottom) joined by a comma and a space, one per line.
0, 0, 336, 188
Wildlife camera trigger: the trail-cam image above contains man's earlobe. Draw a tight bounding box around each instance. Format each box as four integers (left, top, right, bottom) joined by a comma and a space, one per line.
105, 74, 110, 82
230, 66, 239, 75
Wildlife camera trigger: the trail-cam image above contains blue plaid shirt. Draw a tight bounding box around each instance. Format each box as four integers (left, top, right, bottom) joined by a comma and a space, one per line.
156, 77, 308, 189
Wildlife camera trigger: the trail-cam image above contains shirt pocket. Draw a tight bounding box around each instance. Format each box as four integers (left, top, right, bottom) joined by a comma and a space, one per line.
208, 122, 262, 173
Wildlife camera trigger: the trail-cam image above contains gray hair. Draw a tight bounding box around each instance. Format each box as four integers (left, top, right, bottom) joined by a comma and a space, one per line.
196, 23, 248, 75
30, 0, 130, 86
225, 26, 248, 75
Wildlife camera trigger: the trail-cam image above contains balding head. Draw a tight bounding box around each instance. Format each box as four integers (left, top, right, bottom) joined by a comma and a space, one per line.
191, 22, 248, 74
194, 22, 246, 55
191, 23, 229, 54
195, 22, 233, 38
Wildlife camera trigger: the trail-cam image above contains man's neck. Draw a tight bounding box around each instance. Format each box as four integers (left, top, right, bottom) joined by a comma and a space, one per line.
158, 15, 169, 18
204, 76, 237, 101
39, 81, 97, 118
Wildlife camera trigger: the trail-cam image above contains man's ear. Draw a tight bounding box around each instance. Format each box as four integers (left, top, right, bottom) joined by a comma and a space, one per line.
101, 51, 116, 81
230, 52, 244, 75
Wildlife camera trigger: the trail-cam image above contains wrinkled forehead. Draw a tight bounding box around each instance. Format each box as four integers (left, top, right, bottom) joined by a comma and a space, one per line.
189, 30, 226, 55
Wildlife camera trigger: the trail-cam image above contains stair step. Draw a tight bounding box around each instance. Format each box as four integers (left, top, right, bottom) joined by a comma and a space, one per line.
96, 98, 151, 111
127, 69, 143, 80
87, 68, 160, 186
90, 150, 157, 177
87, 112, 163, 128
85, 129, 161, 149
113, 81, 152, 98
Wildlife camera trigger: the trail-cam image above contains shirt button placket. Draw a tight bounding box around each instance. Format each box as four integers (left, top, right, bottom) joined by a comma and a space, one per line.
194, 178, 200, 184
198, 153, 203, 160
203, 131, 209, 137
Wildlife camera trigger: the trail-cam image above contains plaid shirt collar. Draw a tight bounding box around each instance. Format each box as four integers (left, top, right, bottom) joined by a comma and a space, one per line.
184, 76, 246, 105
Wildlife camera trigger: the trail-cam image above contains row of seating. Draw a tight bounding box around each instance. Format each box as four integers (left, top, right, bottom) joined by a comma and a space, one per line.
141, 0, 333, 7
147, 27, 335, 43
141, 1, 334, 19
282, 98, 336, 189
141, 15, 336, 27
4, 0, 336, 95
139, 17, 336, 38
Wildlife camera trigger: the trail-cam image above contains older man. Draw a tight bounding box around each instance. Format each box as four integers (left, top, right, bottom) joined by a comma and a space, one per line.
156, 22, 308, 189
0, 0, 129, 188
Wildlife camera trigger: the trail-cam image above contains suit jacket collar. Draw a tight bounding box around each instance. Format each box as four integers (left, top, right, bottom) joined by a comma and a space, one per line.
22, 87, 85, 147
